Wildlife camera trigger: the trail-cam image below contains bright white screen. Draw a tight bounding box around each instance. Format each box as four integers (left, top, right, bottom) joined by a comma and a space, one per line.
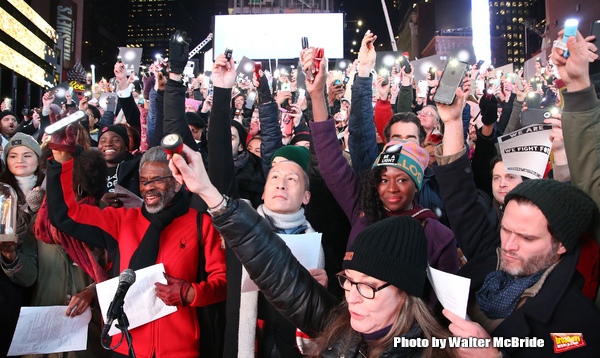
214, 13, 344, 60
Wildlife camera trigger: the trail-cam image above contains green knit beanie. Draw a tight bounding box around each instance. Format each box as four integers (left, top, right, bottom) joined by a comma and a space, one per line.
343, 216, 428, 297
505, 179, 598, 253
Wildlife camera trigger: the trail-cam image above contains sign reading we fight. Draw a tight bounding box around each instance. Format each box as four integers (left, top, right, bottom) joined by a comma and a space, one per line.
498, 124, 553, 179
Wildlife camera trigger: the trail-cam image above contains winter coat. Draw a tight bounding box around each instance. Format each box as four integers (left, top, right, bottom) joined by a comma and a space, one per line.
434, 150, 600, 357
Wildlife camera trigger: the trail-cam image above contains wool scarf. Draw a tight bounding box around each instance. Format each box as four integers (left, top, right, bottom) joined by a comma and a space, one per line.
128, 189, 189, 271
16, 175, 38, 195
476, 269, 544, 319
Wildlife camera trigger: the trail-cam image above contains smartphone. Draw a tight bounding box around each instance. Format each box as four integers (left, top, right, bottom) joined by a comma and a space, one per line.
526, 92, 542, 109
476, 80, 485, 93
433, 60, 468, 105
475, 60, 484, 70
281, 111, 293, 136
281, 82, 291, 91
530, 78, 538, 92
301, 37, 309, 50
334, 79, 342, 85
428, 67, 436, 80
297, 88, 306, 102
416, 81, 428, 98
521, 108, 552, 127
246, 91, 257, 109
508, 73, 524, 91
254, 62, 262, 83
398, 55, 411, 74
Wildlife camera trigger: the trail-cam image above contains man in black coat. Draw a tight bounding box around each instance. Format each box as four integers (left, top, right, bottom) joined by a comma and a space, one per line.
432, 76, 600, 357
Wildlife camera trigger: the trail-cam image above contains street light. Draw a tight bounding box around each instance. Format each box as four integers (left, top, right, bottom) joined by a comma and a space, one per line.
352, 41, 357, 45
358, 20, 363, 26
356, 29, 360, 33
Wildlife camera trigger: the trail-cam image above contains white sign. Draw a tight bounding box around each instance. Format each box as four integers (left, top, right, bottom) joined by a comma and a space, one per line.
498, 124, 552, 179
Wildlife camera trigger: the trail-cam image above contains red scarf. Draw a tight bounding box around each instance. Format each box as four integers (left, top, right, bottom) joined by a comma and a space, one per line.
34, 196, 110, 283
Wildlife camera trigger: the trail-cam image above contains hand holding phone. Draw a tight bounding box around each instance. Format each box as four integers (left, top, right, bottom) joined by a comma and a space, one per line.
433, 60, 468, 105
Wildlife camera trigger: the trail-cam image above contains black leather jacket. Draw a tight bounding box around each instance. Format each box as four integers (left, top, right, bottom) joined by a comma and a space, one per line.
211, 199, 424, 357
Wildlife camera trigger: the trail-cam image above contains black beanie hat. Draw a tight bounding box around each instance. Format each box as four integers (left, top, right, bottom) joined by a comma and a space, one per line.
505, 179, 598, 253
343, 216, 428, 297
99, 125, 130, 149
0, 110, 18, 122
231, 120, 248, 150
186, 112, 206, 128
289, 132, 311, 146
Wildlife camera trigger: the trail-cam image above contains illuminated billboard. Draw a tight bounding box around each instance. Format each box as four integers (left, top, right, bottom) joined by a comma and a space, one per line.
6, 0, 58, 41
0, 40, 55, 87
0, 7, 57, 63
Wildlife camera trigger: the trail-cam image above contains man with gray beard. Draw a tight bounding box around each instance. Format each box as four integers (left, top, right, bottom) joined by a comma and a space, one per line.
46, 145, 226, 358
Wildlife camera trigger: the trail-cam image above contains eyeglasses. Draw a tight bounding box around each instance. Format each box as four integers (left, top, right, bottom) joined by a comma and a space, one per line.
336, 272, 391, 299
417, 110, 435, 117
140, 175, 174, 186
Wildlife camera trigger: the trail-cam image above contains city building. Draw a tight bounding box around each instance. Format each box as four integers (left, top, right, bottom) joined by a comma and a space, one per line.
0, 0, 57, 114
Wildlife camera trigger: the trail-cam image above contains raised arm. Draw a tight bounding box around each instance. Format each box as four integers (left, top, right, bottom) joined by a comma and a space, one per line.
552, 29, 600, 245
348, 31, 379, 174
433, 78, 500, 259
163, 31, 199, 151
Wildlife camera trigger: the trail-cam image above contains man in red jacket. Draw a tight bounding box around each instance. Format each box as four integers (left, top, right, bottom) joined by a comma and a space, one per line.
47, 145, 226, 358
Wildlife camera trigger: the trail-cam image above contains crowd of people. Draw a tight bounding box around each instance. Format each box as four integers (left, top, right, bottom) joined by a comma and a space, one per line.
0, 24, 599, 358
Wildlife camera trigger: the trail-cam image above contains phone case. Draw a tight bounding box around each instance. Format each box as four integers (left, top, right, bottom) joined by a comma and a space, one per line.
521, 108, 551, 127
433, 61, 468, 105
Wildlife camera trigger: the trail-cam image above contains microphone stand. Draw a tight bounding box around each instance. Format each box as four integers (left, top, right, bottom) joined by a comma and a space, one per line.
100, 301, 136, 358
116, 310, 136, 358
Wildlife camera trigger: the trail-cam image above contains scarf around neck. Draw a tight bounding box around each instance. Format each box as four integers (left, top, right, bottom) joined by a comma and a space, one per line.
476, 269, 544, 319
16, 174, 38, 195
256, 204, 314, 234
128, 189, 189, 270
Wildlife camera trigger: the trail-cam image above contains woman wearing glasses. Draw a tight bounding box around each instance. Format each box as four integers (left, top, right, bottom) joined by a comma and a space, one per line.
169, 144, 456, 358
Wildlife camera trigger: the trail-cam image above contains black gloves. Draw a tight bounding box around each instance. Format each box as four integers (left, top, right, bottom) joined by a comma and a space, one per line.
257, 74, 273, 105
169, 30, 190, 75
479, 93, 498, 126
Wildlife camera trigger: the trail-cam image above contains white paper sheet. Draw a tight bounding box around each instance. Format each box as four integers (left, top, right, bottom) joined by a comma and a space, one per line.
96, 263, 177, 336
241, 232, 322, 293
7, 306, 91, 356
497, 124, 553, 179
113, 184, 143, 209
427, 266, 471, 319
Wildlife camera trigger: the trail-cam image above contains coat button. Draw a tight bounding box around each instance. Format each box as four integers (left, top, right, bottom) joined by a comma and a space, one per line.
465, 167, 471, 174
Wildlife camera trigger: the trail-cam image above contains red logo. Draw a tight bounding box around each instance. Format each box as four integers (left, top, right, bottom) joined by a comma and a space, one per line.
550, 333, 585, 353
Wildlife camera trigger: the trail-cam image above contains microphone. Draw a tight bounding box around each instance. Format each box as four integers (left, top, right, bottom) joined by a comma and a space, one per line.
101, 269, 136, 338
